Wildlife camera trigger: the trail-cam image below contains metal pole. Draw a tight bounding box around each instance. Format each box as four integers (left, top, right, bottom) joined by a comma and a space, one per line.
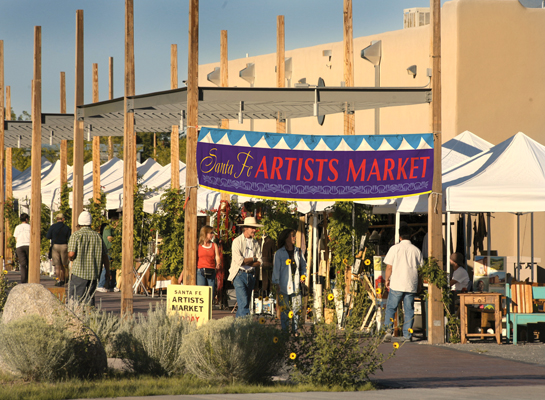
487, 212, 491, 270
531, 213, 534, 282
517, 213, 521, 281
395, 211, 400, 244
446, 212, 451, 274
374, 65, 380, 135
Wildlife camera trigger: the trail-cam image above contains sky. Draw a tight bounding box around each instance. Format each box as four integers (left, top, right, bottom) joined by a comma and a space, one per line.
0, 0, 453, 117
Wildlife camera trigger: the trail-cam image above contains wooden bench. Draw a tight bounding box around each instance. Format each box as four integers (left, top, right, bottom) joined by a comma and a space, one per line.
506, 282, 545, 344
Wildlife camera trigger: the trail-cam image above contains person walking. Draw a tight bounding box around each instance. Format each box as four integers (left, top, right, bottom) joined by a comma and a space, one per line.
67, 211, 110, 306
227, 217, 263, 317
383, 224, 423, 342
13, 213, 31, 284
178, 225, 221, 300
97, 214, 119, 292
46, 213, 71, 286
272, 228, 307, 332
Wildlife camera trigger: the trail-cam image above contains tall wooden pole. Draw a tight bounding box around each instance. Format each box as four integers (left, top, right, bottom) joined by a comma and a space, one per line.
0, 40, 5, 263
219, 30, 230, 202
5, 86, 10, 120
108, 57, 114, 160
343, 0, 355, 136
29, 27, 42, 283
171, 44, 179, 190
92, 63, 101, 203
122, 0, 135, 315
72, 10, 84, 232
60, 71, 67, 189
5, 147, 12, 269
427, 0, 444, 344
183, 0, 198, 285
276, 15, 286, 134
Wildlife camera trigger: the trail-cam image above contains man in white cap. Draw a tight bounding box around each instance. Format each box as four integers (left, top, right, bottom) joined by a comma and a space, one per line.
68, 211, 110, 306
228, 216, 263, 317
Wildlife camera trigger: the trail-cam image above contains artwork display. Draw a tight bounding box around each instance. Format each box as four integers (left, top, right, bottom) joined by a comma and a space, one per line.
473, 256, 506, 294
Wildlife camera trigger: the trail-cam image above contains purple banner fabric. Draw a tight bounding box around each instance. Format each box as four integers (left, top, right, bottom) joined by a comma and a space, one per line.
197, 129, 433, 201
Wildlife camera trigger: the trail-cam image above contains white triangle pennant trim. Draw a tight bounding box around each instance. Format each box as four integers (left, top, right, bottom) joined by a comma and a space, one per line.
200, 132, 214, 144
233, 135, 251, 148
417, 137, 433, 150
335, 139, 353, 152
293, 138, 311, 151
397, 138, 414, 150
377, 139, 396, 151
252, 136, 270, 149
313, 138, 330, 151
356, 138, 375, 151
273, 137, 291, 150
216, 133, 231, 146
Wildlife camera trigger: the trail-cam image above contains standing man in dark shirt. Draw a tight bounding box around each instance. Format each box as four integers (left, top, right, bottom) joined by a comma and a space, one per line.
46, 213, 71, 286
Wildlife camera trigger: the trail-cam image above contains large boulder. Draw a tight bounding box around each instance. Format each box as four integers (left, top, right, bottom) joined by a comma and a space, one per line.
1, 283, 107, 377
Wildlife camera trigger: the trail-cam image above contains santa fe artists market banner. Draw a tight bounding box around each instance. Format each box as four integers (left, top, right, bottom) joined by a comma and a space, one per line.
197, 128, 434, 201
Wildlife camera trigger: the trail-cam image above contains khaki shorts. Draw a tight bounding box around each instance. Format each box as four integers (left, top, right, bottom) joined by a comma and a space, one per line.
52, 244, 69, 268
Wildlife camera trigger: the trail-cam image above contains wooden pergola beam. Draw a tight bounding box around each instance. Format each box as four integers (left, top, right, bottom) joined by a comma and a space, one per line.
108, 57, 114, 160
121, 0, 136, 315
276, 15, 286, 134
72, 10, 84, 232
29, 27, 42, 283
0, 40, 5, 262
171, 44, 179, 190
92, 63, 101, 203
343, 0, 355, 136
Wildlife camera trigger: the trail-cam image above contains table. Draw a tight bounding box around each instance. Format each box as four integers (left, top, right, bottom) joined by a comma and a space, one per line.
459, 292, 502, 344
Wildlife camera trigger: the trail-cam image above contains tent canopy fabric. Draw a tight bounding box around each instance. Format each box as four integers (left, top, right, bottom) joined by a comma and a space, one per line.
445, 132, 545, 213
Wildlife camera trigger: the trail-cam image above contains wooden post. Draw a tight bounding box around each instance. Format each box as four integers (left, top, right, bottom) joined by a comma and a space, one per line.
183, 0, 198, 285
276, 15, 286, 134
5, 147, 12, 268
5, 86, 10, 119
108, 57, 114, 160
60, 72, 67, 191
60, 72, 66, 113
92, 63, 101, 203
343, 0, 355, 136
29, 27, 42, 284
220, 30, 230, 202
122, 0, 136, 315
170, 44, 179, 190
0, 40, 4, 263
72, 10, 85, 232
427, 0, 444, 344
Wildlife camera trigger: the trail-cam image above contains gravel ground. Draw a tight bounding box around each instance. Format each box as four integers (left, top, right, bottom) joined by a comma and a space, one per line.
424, 341, 545, 366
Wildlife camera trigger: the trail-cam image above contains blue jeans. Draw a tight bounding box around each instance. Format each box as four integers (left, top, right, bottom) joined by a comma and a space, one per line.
279, 293, 301, 332
197, 268, 216, 301
98, 263, 116, 289
233, 270, 256, 318
384, 289, 415, 338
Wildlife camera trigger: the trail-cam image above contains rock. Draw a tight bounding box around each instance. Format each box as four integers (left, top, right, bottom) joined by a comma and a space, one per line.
1, 283, 107, 378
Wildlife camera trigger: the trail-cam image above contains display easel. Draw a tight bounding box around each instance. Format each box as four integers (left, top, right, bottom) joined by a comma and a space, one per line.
133, 254, 156, 296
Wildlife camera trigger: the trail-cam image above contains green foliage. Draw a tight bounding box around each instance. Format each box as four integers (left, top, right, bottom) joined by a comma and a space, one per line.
85, 190, 107, 233
40, 204, 51, 257
256, 200, 298, 242
181, 316, 285, 384
0, 272, 16, 313
286, 322, 391, 388
419, 257, 460, 343
59, 183, 73, 227
4, 197, 19, 257
112, 306, 194, 376
327, 202, 375, 293
153, 189, 185, 277
11, 148, 31, 172
0, 314, 100, 382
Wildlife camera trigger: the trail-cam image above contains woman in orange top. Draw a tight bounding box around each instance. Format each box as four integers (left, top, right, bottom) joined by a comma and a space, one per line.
194, 225, 221, 300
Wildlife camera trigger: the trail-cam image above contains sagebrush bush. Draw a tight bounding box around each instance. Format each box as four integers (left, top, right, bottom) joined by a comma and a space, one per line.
66, 300, 120, 357
112, 305, 193, 376
0, 272, 16, 313
286, 322, 392, 388
181, 316, 285, 384
0, 314, 97, 381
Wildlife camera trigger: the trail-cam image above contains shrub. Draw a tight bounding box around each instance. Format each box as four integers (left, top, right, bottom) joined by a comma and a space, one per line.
286, 322, 392, 388
113, 305, 193, 376
0, 314, 99, 381
0, 272, 16, 313
180, 316, 285, 384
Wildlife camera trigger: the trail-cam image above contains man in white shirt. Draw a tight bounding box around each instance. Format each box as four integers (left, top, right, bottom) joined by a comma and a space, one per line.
450, 252, 470, 291
13, 213, 31, 283
228, 217, 263, 317
383, 224, 423, 342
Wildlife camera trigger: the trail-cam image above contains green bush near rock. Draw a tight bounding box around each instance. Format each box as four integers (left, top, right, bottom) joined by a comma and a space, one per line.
112, 306, 194, 376
0, 314, 103, 381
181, 316, 285, 384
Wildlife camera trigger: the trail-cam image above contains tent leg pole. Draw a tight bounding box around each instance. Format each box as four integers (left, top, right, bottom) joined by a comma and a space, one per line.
531, 212, 534, 283
446, 212, 451, 275
487, 213, 491, 263
517, 213, 521, 281
395, 212, 400, 244
462, 214, 467, 263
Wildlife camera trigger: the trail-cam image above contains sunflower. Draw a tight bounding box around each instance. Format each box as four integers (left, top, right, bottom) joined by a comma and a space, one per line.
390, 318, 394, 322
286, 259, 292, 265
258, 296, 263, 301
259, 317, 265, 324
288, 311, 294, 319
376, 288, 382, 295
301, 275, 306, 282
408, 328, 413, 334
289, 353, 297, 360
342, 258, 348, 265
279, 306, 284, 312
364, 259, 371, 266
327, 293, 334, 301
264, 297, 269, 301
273, 337, 279, 343
3, 270, 8, 275
393, 342, 399, 349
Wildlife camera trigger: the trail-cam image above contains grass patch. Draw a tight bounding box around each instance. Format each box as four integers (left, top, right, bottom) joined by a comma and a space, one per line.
0, 371, 375, 400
